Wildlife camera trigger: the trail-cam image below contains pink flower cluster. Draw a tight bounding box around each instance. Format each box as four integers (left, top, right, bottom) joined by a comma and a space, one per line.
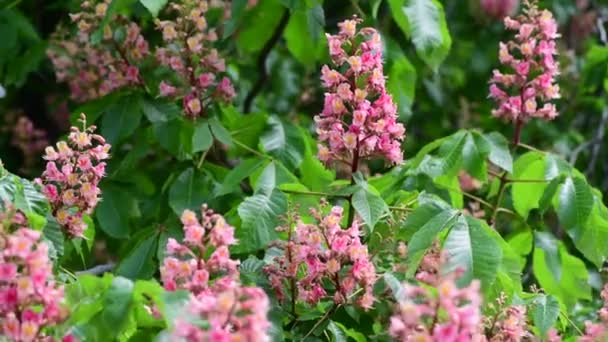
38, 114, 110, 238
0, 206, 67, 341
579, 284, 608, 342
160, 205, 270, 341
264, 205, 377, 310
389, 275, 483, 341
480, 0, 519, 19
155, 1, 235, 118
489, 0, 561, 122
7, 115, 48, 175
484, 294, 528, 341
47, 0, 149, 102
315, 18, 405, 166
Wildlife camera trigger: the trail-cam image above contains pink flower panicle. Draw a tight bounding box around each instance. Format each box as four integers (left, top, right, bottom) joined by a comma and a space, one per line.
579, 283, 608, 341
484, 293, 528, 342
155, 1, 235, 118
489, 0, 561, 122
39, 113, 110, 238
315, 18, 405, 166
47, 0, 149, 102
480, 0, 519, 19
161, 205, 270, 342
389, 269, 484, 341
5, 114, 49, 175
0, 204, 67, 341
264, 204, 378, 310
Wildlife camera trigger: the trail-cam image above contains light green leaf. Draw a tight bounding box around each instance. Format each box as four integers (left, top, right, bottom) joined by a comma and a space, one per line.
404, 204, 459, 276
399, 0, 452, 72
387, 56, 417, 120
236, 189, 287, 253
444, 215, 502, 290
531, 294, 560, 337
474, 131, 513, 173
139, 0, 168, 17
254, 160, 299, 192
512, 152, 548, 219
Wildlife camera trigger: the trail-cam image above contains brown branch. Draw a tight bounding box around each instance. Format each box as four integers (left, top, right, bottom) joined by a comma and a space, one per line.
243, 9, 291, 113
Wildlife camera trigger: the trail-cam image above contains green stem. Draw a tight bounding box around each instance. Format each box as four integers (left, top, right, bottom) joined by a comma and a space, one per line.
232, 138, 272, 160
280, 189, 348, 199
302, 304, 339, 340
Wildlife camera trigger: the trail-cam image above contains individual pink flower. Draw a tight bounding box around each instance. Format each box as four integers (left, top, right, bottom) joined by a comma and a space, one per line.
315, 17, 405, 166
264, 203, 377, 311
489, 0, 561, 122
161, 205, 270, 341
38, 114, 110, 238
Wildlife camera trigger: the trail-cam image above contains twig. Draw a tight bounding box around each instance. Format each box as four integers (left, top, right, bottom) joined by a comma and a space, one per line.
232, 138, 272, 160
196, 148, 209, 169
586, 107, 608, 177
280, 189, 349, 199
388, 206, 414, 212
560, 311, 584, 336
517, 142, 545, 154
302, 304, 339, 340
487, 169, 548, 183
243, 9, 291, 113
75, 262, 115, 276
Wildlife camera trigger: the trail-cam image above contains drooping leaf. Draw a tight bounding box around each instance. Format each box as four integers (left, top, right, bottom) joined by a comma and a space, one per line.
116, 229, 159, 280
192, 120, 213, 153
101, 95, 143, 145
473, 131, 513, 173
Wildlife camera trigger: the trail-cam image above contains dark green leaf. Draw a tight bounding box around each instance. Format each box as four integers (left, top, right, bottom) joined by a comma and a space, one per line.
96, 185, 138, 239
168, 168, 213, 215
387, 56, 417, 120
261, 116, 305, 169
192, 121, 213, 153
139, 0, 168, 17
236, 189, 287, 253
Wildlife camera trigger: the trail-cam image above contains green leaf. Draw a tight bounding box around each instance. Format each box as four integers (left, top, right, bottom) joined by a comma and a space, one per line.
102, 276, 135, 338
533, 240, 591, 309
168, 168, 213, 216
236, 189, 287, 253
387, 56, 417, 120
531, 294, 560, 337
351, 175, 389, 231
101, 95, 143, 145
224, 0, 249, 38
139, 0, 168, 17
96, 185, 138, 239
254, 160, 299, 192
43, 215, 64, 259
116, 229, 159, 279
400, 0, 452, 72
0, 170, 50, 220
300, 151, 335, 192
284, 6, 325, 65
327, 321, 347, 342
384, 273, 406, 301
444, 215, 502, 290
403, 204, 459, 276
512, 152, 548, 219
153, 118, 194, 160
209, 117, 233, 147
192, 121, 213, 153
261, 116, 306, 169
237, 0, 285, 53
217, 158, 268, 196
142, 98, 179, 123
473, 131, 513, 173
555, 177, 594, 231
